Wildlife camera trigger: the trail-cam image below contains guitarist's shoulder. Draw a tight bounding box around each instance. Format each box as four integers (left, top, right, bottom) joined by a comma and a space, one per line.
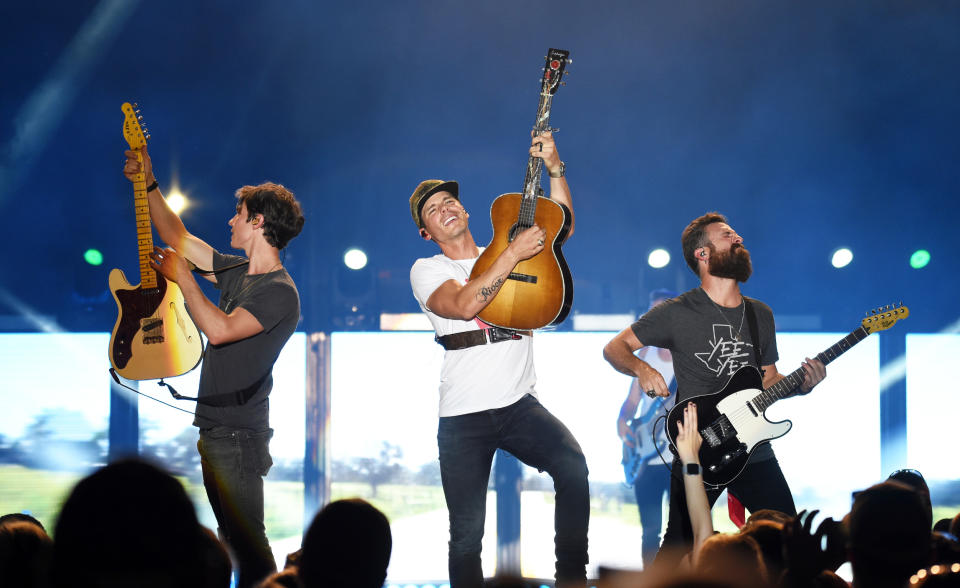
214, 251, 247, 267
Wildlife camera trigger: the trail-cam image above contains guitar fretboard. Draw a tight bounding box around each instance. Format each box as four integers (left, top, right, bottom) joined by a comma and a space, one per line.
121, 103, 158, 290
133, 177, 157, 289
517, 90, 555, 229
751, 326, 870, 412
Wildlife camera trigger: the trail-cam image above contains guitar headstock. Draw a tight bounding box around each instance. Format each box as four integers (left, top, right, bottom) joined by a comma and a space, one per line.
121, 102, 150, 150
861, 303, 909, 334
541, 48, 571, 96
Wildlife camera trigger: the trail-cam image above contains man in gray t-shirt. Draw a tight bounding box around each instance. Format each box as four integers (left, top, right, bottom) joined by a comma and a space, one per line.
603, 212, 827, 564
124, 146, 304, 588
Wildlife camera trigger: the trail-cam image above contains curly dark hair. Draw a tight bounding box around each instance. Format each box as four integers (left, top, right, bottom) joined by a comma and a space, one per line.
681, 212, 727, 276
235, 182, 305, 250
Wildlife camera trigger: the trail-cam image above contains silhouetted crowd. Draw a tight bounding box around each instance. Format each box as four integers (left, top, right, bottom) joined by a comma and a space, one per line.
1, 458, 958, 588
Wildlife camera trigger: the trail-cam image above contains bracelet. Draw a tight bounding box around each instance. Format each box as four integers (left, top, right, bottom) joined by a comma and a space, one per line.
146, 180, 159, 193
548, 161, 566, 178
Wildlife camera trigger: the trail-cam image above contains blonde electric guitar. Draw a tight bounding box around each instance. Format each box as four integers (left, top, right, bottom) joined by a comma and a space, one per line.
108, 102, 203, 380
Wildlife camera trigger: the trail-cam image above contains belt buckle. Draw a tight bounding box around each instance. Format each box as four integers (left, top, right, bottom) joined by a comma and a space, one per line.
488, 327, 520, 343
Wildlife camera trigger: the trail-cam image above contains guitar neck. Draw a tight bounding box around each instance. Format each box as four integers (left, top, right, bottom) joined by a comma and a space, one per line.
752, 326, 871, 411
132, 163, 158, 289
516, 91, 555, 229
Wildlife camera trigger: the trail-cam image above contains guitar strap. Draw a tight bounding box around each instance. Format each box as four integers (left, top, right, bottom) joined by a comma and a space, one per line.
743, 297, 764, 373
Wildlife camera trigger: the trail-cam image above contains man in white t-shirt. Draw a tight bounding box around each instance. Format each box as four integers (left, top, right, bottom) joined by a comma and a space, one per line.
409, 131, 589, 588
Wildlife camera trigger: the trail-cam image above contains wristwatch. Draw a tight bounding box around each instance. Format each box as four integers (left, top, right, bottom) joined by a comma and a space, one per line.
684, 463, 702, 476
548, 161, 565, 178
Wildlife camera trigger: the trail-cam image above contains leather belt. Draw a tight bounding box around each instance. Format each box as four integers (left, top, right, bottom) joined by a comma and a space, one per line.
435, 327, 532, 351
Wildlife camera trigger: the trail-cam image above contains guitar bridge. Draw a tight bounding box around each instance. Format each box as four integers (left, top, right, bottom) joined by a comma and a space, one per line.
141, 317, 165, 344
507, 272, 537, 284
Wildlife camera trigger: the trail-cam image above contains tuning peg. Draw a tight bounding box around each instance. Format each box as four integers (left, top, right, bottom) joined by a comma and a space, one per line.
138, 116, 143, 121
567, 58, 573, 64
133, 102, 139, 108
145, 134, 151, 140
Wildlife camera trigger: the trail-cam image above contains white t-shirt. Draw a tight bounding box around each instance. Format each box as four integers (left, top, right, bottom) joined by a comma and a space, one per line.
410, 250, 537, 417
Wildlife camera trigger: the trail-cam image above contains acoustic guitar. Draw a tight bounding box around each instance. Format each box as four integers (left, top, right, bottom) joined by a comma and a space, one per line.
665, 304, 909, 488
108, 102, 203, 380
469, 48, 573, 330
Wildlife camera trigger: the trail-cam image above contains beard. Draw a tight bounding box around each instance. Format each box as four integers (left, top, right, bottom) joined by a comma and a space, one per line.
708, 243, 753, 282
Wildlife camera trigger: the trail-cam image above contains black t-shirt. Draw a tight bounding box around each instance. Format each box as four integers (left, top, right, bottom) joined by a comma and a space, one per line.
630, 287, 780, 461
193, 252, 300, 430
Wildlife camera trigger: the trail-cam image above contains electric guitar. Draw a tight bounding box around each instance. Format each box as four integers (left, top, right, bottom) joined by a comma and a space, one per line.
666, 304, 909, 488
469, 48, 573, 330
622, 398, 669, 486
108, 103, 203, 380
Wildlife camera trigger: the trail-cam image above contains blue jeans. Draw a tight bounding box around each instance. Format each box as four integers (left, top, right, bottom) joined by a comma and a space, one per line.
437, 394, 590, 588
632, 462, 670, 568
198, 427, 276, 588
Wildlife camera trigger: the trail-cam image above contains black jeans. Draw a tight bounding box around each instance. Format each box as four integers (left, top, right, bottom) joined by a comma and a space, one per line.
198, 427, 276, 588
437, 394, 590, 588
656, 455, 797, 561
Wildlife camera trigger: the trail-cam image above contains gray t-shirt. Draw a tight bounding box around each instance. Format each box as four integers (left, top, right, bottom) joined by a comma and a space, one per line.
630, 287, 779, 461
193, 252, 300, 430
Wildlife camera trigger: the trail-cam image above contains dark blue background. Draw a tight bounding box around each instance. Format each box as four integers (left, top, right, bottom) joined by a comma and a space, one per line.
2, 0, 957, 334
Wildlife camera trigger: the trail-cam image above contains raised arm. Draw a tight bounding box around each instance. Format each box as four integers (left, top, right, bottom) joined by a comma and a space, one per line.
123, 146, 215, 275
676, 402, 712, 557
531, 131, 574, 238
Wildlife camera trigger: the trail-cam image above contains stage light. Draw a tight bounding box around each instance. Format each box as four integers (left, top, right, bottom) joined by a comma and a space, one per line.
165, 190, 187, 214
647, 248, 670, 269
910, 249, 930, 269
83, 248, 103, 266
831, 248, 853, 268
344, 248, 368, 270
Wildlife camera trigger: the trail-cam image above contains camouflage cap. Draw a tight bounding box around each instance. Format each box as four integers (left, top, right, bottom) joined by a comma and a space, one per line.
409, 179, 459, 228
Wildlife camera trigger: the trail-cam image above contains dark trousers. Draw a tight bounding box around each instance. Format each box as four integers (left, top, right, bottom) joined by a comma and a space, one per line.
437, 394, 590, 588
656, 455, 796, 562
632, 462, 671, 568
198, 427, 277, 588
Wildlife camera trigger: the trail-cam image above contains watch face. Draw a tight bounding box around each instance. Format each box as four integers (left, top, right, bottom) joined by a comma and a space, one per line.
685, 463, 701, 475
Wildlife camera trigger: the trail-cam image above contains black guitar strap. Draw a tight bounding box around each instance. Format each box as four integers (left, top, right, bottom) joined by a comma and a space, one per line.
743, 297, 764, 375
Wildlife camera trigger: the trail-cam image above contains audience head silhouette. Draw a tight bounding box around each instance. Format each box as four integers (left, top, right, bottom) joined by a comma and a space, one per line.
298, 498, 392, 588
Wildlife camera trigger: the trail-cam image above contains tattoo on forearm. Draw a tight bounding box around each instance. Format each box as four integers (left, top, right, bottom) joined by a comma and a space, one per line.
476, 277, 505, 302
